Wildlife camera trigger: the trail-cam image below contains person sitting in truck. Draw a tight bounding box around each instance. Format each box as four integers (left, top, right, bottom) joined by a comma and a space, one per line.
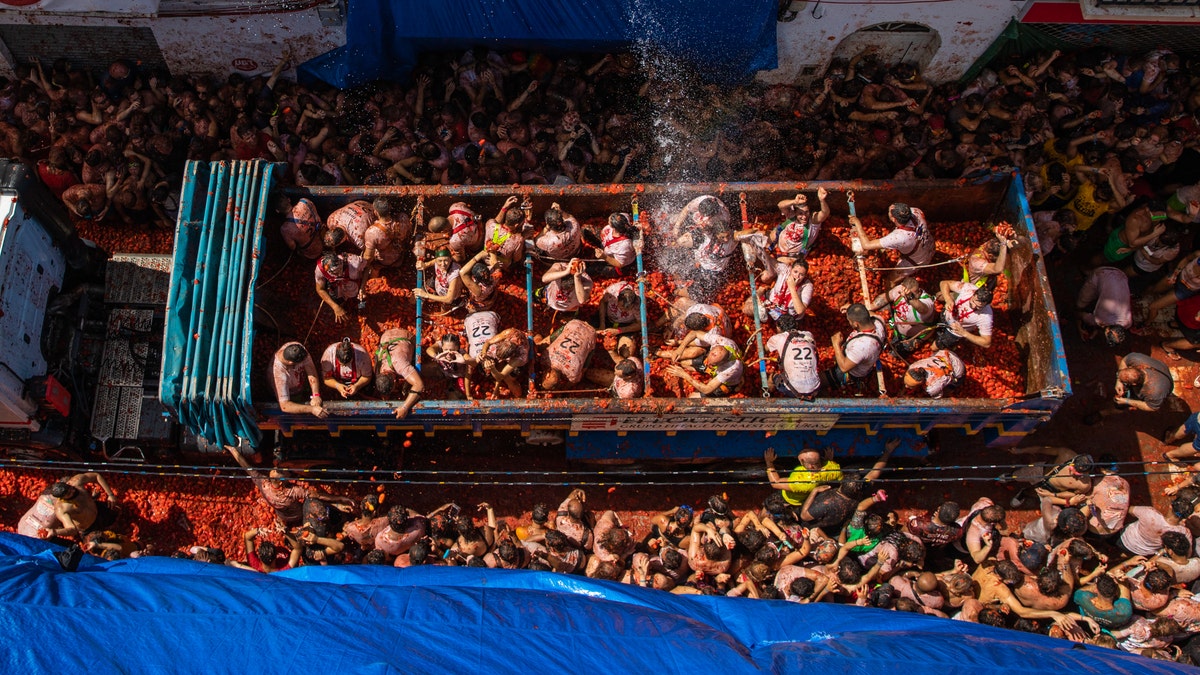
361, 197, 412, 270
413, 249, 464, 308
1076, 266, 1131, 347
857, 277, 938, 356
271, 341, 327, 418
538, 258, 593, 314
769, 188, 830, 263
596, 279, 641, 338
822, 303, 885, 392
903, 349, 966, 399
481, 327, 530, 396
764, 447, 842, 508
427, 333, 473, 401
963, 228, 1014, 289
276, 193, 324, 260
658, 305, 733, 364
534, 202, 582, 261
766, 314, 820, 400
935, 280, 994, 350
483, 195, 527, 270
850, 202, 935, 280
445, 201, 482, 264
322, 199, 377, 252
664, 340, 743, 398
313, 252, 365, 324
746, 257, 813, 325
538, 319, 598, 391
582, 212, 638, 275
320, 337, 374, 399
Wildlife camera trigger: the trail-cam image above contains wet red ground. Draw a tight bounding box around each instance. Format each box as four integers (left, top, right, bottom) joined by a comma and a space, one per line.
2, 209, 1185, 558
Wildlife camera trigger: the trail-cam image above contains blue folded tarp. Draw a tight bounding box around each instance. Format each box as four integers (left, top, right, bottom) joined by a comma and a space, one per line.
0, 533, 1187, 674
301, 0, 778, 88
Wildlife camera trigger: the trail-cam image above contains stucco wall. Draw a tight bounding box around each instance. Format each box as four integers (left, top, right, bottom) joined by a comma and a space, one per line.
762, 0, 1023, 85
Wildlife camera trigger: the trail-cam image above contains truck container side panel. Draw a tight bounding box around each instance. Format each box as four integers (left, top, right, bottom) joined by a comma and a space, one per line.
160, 161, 205, 417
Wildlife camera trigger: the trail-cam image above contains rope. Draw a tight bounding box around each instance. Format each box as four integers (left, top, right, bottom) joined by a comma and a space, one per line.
863, 255, 968, 273
302, 300, 325, 345
255, 249, 295, 290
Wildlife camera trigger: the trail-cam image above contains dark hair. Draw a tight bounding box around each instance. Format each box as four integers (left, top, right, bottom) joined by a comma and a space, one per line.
869, 584, 897, 609
282, 343, 307, 363
662, 547, 683, 570
702, 539, 723, 560
776, 314, 798, 333
615, 359, 639, 378
973, 285, 995, 306
978, 607, 1006, 627
1096, 574, 1119, 600
592, 560, 620, 580
1067, 539, 1096, 562
707, 494, 730, 516
372, 197, 395, 219
531, 503, 550, 525
545, 530, 570, 552
736, 528, 766, 554
763, 493, 792, 521
497, 540, 520, 564
599, 527, 631, 555
889, 203, 912, 224
375, 372, 396, 397
408, 541, 430, 565
898, 538, 925, 563
994, 560, 1024, 586
981, 505, 1007, 525
698, 197, 720, 217
906, 366, 928, 383
840, 477, 867, 500
49, 481, 77, 499
1162, 531, 1191, 557
838, 557, 865, 584
684, 313, 711, 331
336, 338, 354, 365
608, 212, 635, 237
360, 494, 381, 518
862, 513, 885, 538
257, 541, 277, 562
1144, 568, 1173, 593
387, 505, 409, 531
1054, 507, 1087, 539
1036, 566, 1062, 596
894, 598, 922, 614
790, 577, 816, 599
544, 207, 565, 231
846, 303, 871, 326
936, 502, 961, 524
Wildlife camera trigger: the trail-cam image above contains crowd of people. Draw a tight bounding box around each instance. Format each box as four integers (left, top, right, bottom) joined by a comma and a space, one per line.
10, 38, 1200, 666
15, 440, 1200, 665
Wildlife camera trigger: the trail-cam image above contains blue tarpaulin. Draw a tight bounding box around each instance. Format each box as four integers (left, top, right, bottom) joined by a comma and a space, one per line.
0, 534, 1189, 674
301, 0, 778, 88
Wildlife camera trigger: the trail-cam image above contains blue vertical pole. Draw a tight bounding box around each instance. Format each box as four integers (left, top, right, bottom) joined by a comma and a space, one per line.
413, 197, 426, 371
632, 197, 652, 397
525, 253, 536, 397
741, 193, 770, 396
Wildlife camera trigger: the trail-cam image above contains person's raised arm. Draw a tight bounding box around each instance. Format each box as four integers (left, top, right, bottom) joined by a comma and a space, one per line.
265, 47, 292, 91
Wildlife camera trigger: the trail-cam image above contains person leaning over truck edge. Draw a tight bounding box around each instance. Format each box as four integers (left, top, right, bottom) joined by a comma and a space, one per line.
764, 447, 842, 507
374, 328, 425, 419
271, 341, 327, 418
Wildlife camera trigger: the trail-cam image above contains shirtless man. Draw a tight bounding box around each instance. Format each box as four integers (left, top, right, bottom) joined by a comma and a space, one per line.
966, 560, 1075, 625
1095, 200, 1168, 268
374, 328, 425, 418
314, 252, 366, 324
17, 473, 119, 540
850, 202, 935, 281
271, 342, 328, 418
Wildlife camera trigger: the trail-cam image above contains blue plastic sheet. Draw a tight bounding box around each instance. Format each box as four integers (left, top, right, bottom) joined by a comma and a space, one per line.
300, 0, 778, 88
0, 534, 1189, 674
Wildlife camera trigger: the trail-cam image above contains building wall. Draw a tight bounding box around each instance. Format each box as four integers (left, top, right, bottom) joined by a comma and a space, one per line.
0, 6, 344, 80
762, 0, 1023, 85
